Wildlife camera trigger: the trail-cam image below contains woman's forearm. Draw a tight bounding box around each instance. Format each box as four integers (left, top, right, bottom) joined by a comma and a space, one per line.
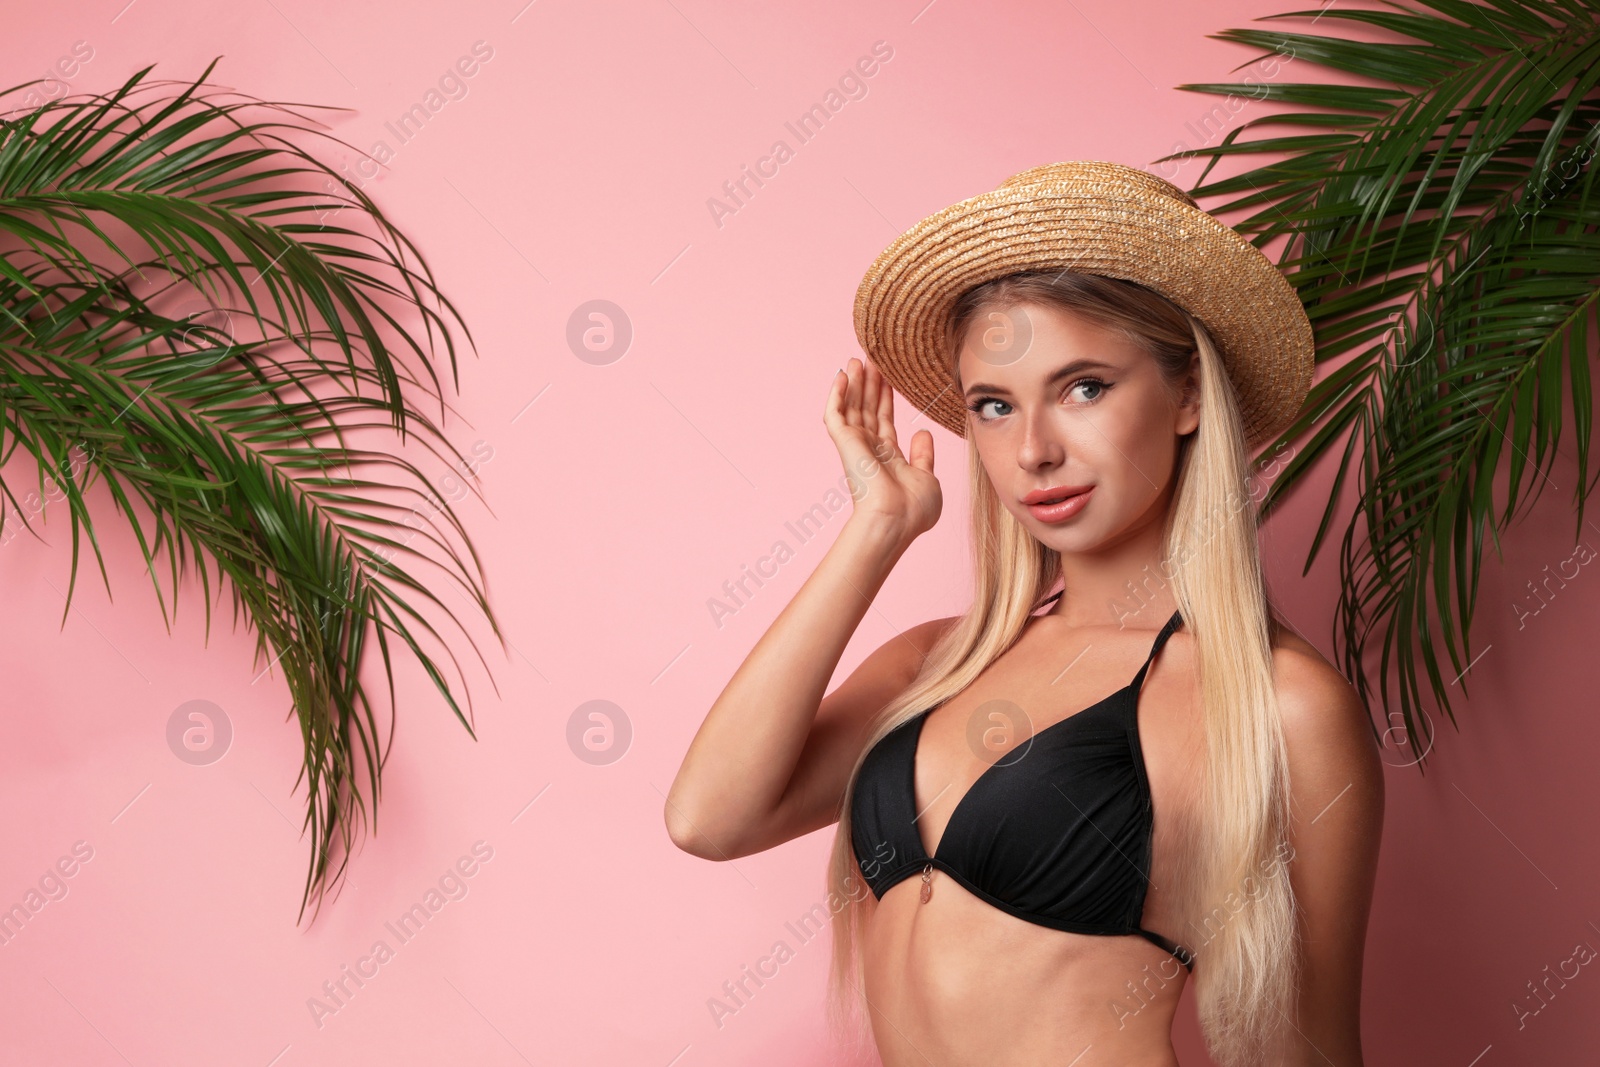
665, 514, 912, 858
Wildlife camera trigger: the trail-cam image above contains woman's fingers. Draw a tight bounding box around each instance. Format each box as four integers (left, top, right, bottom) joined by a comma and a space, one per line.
876, 361, 897, 439
824, 367, 845, 429
873, 362, 908, 466
860, 358, 881, 440
842, 357, 900, 464
907, 427, 934, 473
823, 357, 940, 536
842, 358, 862, 430
823, 364, 876, 469
827, 357, 916, 475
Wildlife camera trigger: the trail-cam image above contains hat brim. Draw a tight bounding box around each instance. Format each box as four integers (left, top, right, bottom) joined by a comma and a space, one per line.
852, 166, 1314, 450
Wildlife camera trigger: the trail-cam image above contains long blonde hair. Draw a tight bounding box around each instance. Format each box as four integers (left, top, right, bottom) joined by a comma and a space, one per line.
824, 271, 1300, 1066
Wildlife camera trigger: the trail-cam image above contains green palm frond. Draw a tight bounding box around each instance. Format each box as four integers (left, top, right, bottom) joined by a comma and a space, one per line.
1154, 0, 1600, 766
0, 59, 503, 919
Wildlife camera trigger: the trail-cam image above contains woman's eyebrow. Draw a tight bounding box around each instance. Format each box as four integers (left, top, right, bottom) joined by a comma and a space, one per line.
962, 358, 1118, 399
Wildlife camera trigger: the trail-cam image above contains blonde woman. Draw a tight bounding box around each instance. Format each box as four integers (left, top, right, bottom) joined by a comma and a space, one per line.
666, 162, 1384, 1066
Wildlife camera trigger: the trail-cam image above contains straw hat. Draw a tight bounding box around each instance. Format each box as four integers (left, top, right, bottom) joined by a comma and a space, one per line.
852, 160, 1314, 449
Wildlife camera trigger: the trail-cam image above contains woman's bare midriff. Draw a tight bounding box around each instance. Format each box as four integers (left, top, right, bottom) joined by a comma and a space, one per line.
860, 878, 1189, 1066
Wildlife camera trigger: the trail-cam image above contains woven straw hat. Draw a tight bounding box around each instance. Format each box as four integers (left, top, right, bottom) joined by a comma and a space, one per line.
852, 160, 1314, 449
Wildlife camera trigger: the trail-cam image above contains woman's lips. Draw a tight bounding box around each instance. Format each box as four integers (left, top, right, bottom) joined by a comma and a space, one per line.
1025, 486, 1093, 523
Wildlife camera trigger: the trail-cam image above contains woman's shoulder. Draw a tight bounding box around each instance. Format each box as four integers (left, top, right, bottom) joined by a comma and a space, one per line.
1267, 615, 1324, 663
1266, 617, 1349, 688
1264, 616, 1374, 757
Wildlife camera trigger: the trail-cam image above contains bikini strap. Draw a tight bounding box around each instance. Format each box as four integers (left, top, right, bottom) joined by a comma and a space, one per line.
1130, 609, 1183, 691
1135, 926, 1197, 972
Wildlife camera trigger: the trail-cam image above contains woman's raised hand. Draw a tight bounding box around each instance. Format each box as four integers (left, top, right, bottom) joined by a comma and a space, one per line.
824, 356, 942, 543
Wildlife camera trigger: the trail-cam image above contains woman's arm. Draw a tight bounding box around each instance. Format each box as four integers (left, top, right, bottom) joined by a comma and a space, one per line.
1272, 641, 1387, 1065
665, 516, 914, 859
664, 357, 943, 861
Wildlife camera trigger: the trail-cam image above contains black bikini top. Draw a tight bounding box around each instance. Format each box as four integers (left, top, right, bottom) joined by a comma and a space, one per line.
849, 608, 1196, 972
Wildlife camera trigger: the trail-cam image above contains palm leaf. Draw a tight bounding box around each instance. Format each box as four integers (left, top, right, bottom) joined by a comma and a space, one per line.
0, 59, 503, 920
1152, 0, 1600, 767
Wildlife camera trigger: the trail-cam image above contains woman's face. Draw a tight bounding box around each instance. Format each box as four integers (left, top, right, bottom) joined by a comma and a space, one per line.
956, 301, 1200, 555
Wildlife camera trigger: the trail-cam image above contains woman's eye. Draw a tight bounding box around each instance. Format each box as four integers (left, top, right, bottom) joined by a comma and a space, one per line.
968, 382, 1107, 422
1070, 379, 1106, 403
969, 398, 1011, 421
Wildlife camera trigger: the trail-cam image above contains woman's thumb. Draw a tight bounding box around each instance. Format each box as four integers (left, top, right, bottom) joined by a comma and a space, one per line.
907, 428, 934, 472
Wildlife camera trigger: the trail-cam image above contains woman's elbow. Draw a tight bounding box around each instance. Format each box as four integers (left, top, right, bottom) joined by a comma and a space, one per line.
663, 790, 738, 859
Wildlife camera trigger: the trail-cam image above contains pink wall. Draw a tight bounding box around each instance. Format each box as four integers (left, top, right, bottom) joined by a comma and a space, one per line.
3, 1, 1597, 1063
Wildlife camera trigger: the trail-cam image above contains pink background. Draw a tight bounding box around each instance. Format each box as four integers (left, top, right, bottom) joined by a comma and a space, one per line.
3, 0, 1598, 1063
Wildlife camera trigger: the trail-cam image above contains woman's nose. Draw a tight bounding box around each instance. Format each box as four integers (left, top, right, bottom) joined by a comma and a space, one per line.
1015, 410, 1064, 469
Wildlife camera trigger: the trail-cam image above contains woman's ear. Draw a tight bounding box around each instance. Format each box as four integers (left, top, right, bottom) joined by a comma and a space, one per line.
1176, 352, 1202, 436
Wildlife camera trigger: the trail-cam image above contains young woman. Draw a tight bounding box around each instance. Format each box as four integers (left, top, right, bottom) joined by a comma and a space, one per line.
666, 161, 1384, 1067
